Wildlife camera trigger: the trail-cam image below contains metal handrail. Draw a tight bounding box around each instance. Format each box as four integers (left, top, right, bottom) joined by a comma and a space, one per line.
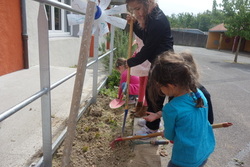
0, 88, 48, 121
32, 0, 86, 15
0, 48, 116, 122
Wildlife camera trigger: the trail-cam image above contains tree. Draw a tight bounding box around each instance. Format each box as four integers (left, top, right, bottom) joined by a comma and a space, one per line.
211, 0, 226, 25
222, 0, 250, 62
167, 9, 225, 32
196, 10, 213, 31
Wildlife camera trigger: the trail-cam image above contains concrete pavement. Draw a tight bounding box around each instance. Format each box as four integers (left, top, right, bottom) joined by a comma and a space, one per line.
0, 65, 107, 167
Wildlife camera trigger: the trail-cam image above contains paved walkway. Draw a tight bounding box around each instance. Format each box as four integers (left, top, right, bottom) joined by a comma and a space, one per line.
0, 65, 107, 167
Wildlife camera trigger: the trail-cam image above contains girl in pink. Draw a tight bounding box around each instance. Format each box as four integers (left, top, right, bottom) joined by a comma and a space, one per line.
116, 58, 139, 103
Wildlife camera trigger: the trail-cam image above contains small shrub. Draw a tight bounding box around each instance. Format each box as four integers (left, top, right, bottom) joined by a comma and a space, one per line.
100, 69, 120, 98
99, 28, 137, 98
81, 146, 88, 153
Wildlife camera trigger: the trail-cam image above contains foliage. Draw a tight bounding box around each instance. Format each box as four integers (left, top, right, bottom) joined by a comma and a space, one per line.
100, 28, 133, 97
99, 69, 120, 98
211, 0, 226, 25
196, 11, 214, 31
222, 0, 250, 39
101, 28, 130, 70
106, 69, 120, 89
222, 0, 250, 62
167, 0, 226, 31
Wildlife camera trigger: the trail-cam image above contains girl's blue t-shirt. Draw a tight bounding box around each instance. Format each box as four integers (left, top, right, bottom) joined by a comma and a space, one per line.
163, 89, 216, 167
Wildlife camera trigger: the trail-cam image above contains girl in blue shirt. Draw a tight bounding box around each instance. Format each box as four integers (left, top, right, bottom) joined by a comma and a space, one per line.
149, 52, 215, 167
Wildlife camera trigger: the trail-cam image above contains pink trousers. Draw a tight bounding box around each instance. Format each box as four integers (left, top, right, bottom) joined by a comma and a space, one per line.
138, 76, 148, 106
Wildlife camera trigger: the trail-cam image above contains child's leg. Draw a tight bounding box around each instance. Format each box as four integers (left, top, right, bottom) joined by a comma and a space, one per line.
137, 77, 145, 103
134, 76, 148, 117
142, 76, 148, 106
131, 77, 144, 114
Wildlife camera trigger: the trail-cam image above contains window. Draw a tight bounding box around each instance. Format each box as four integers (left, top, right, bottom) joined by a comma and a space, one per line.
45, 0, 71, 37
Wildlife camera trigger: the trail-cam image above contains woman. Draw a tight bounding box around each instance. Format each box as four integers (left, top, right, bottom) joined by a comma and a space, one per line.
126, 0, 174, 135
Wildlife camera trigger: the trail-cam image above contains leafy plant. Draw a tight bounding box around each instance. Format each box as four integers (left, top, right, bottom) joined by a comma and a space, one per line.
222, 0, 250, 62
99, 28, 132, 97
81, 146, 88, 153
99, 88, 117, 98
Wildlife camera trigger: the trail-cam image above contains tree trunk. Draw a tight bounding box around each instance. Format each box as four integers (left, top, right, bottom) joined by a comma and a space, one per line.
234, 36, 242, 63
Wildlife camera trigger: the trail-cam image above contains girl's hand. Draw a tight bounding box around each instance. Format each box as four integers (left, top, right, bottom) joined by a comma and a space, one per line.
161, 130, 165, 138
143, 112, 160, 122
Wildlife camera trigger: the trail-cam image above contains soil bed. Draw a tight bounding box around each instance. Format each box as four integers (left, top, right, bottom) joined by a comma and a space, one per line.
52, 94, 136, 167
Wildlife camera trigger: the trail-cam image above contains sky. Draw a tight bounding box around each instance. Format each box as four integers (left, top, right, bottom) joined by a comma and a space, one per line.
157, 0, 222, 16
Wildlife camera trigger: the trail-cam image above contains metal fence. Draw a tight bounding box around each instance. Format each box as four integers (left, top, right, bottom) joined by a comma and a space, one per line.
0, 0, 115, 167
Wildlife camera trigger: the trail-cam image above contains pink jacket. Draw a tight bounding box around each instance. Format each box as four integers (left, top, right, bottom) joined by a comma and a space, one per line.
118, 69, 139, 98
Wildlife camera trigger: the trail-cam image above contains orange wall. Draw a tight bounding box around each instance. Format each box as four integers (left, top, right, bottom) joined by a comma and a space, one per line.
0, 1, 23, 76
206, 32, 220, 49
206, 32, 233, 50
221, 36, 234, 50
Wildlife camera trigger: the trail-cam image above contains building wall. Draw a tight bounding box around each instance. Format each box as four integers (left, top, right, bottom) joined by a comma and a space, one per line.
0, 0, 23, 76
206, 32, 234, 50
172, 31, 208, 48
26, 1, 81, 68
221, 36, 234, 50
206, 32, 217, 49
244, 40, 250, 52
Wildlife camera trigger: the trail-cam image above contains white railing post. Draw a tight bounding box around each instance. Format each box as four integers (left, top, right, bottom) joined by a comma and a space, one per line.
109, 25, 115, 74
92, 30, 99, 103
38, 3, 52, 167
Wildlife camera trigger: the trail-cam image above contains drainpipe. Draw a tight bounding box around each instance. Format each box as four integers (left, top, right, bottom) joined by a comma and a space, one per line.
21, 0, 29, 69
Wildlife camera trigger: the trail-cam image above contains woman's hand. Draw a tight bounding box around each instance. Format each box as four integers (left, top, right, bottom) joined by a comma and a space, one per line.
126, 14, 136, 25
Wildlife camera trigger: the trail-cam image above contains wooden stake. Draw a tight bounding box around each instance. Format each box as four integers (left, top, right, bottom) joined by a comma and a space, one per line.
122, 19, 134, 135
61, 1, 96, 166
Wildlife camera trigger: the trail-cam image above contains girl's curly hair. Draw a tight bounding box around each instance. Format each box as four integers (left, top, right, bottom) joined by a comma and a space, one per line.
148, 51, 204, 110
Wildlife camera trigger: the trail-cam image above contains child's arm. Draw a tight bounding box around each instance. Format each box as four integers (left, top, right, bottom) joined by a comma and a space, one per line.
162, 107, 176, 140
143, 111, 162, 122
118, 72, 127, 98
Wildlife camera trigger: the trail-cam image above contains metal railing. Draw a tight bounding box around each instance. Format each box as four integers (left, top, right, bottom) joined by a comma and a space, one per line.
0, 0, 115, 167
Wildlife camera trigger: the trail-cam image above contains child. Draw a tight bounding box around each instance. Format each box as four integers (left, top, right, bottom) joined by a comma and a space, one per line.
115, 58, 139, 103
130, 35, 151, 117
149, 52, 215, 167
141, 52, 214, 124
179, 52, 214, 124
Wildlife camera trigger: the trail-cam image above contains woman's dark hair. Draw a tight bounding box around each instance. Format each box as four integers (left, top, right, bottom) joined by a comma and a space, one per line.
126, 0, 149, 29
148, 51, 204, 109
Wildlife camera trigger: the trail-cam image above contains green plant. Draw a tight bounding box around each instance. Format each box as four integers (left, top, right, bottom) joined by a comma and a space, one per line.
100, 28, 137, 97
106, 69, 120, 88
81, 146, 88, 153
101, 28, 129, 70
98, 42, 106, 54
95, 132, 101, 139
99, 69, 120, 98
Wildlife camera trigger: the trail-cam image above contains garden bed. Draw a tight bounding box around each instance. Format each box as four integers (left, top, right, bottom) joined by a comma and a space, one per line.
52, 94, 136, 167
